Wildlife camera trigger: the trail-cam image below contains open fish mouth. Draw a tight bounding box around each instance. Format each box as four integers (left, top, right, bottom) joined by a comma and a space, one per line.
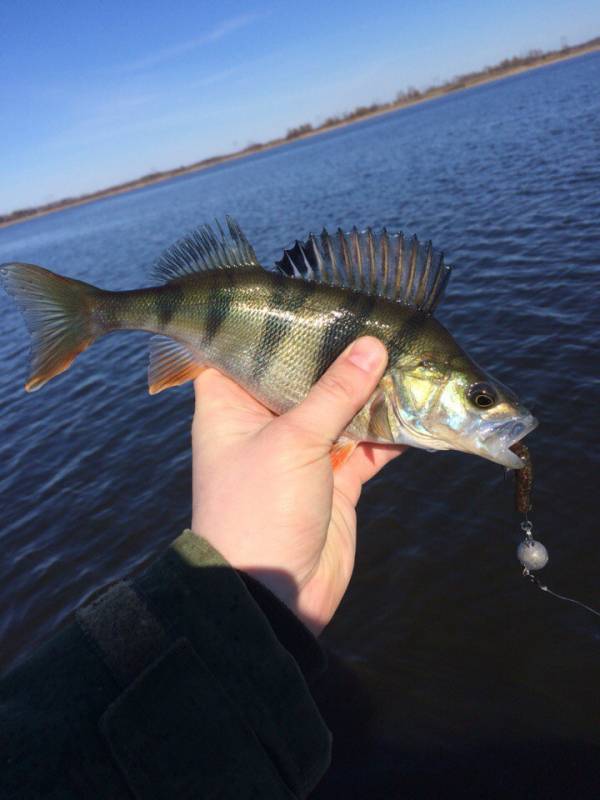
482, 414, 538, 468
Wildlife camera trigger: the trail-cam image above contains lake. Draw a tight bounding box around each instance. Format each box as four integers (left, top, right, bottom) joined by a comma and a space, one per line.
1, 51, 599, 797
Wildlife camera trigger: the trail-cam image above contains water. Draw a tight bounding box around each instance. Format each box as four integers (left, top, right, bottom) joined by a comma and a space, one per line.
1, 53, 600, 796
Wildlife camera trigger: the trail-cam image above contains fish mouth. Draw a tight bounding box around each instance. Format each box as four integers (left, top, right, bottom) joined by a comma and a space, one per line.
481, 414, 538, 468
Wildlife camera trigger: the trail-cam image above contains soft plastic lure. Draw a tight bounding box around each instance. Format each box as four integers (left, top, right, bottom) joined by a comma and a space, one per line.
510, 443, 600, 619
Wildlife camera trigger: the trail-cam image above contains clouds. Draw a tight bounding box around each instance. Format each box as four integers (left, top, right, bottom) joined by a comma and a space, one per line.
116, 12, 262, 73
3, 0, 599, 213
43, 58, 255, 155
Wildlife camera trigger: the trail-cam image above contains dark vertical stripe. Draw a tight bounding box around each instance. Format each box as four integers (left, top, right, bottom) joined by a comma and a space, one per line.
251, 275, 315, 382
204, 286, 234, 342
154, 284, 185, 328
311, 291, 377, 384
385, 311, 426, 362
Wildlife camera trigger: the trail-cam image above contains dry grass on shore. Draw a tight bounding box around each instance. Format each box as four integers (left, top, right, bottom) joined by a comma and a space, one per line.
2, 36, 599, 229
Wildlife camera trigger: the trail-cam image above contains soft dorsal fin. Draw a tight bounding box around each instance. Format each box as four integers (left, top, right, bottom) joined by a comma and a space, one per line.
152, 216, 259, 283
275, 227, 451, 314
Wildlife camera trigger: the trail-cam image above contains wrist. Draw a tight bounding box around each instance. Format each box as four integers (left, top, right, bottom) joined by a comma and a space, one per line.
189, 527, 326, 636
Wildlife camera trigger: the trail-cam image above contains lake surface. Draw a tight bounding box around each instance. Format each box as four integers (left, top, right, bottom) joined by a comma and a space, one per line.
1, 53, 599, 797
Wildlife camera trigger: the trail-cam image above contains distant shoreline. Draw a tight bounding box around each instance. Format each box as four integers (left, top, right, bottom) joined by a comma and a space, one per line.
2, 38, 599, 230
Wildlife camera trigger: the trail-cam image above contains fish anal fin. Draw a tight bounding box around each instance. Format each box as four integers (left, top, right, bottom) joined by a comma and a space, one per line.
330, 438, 358, 471
148, 336, 205, 395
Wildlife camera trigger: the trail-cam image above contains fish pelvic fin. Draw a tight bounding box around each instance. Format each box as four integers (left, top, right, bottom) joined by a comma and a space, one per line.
330, 437, 358, 471
0, 262, 101, 392
148, 336, 205, 394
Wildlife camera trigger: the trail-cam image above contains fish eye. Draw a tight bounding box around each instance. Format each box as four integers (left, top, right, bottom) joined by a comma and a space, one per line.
468, 382, 497, 409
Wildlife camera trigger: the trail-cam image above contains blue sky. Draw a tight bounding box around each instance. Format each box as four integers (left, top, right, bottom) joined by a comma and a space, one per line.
1, 0, 599, 214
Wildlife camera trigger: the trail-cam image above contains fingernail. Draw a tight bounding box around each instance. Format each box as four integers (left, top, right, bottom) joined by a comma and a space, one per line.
347, 338, 385, 373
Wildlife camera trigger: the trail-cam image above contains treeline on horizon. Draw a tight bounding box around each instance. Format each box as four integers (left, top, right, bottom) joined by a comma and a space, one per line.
3, 35, 599, 226
285, 37, 600, 136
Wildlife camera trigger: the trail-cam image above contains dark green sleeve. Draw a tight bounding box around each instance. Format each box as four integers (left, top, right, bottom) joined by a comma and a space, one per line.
0, 530, 331, 799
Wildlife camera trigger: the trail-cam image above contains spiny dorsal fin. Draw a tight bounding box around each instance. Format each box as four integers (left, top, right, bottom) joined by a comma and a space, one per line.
152, 216, 259, 283
275, 227, 451, 314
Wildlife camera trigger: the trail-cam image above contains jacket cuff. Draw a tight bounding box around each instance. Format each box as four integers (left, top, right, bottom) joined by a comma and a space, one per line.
236, 570, 327, 683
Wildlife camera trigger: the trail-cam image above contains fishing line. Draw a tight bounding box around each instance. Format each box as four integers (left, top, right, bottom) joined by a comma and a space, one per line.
511, 447, 600, 620
524, 573, 600, 619
517, 519, 600, 619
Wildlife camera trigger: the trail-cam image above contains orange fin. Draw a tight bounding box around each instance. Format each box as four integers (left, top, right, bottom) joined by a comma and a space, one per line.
148, 336, 205, 394
330, 438, 358, 471
0, 262, 98, 392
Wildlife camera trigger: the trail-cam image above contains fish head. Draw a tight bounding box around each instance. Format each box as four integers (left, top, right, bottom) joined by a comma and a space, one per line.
385, 317, 537, 469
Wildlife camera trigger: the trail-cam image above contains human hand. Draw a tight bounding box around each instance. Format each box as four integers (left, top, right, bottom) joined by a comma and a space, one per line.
191, 337, 406, 635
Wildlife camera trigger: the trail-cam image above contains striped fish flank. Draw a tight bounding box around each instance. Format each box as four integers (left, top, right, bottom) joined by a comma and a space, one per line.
0, 216, 538, 469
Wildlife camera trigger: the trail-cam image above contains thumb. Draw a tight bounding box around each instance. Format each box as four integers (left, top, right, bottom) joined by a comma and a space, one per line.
284, 336, 388, 444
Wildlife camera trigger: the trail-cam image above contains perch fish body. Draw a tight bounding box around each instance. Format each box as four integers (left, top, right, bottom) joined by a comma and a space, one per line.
0, 218, 537, 468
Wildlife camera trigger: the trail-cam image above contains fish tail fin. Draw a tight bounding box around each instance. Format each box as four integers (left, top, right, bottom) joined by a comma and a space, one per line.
0, 262, 101, 391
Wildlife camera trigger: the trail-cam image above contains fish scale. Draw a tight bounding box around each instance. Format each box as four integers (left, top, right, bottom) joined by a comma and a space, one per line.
0, 216, 537, 469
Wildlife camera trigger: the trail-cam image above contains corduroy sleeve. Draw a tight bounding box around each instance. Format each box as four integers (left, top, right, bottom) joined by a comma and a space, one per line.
0, 531, 332, 800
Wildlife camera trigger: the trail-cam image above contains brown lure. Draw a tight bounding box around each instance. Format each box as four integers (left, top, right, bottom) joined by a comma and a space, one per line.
510, 442, 533, 514
511, 441, 600, 618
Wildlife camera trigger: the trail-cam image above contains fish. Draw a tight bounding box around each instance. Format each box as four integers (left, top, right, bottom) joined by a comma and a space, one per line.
0, 217, 537, 470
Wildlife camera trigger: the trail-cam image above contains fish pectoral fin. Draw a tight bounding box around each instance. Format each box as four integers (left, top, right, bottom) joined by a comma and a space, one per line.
148, 336, 205, 395
330, 437, 358, 471
367, 388, 394, 440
